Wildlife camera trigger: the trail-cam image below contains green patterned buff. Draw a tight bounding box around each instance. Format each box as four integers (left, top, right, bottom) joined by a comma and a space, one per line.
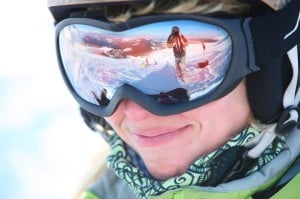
106, 127, 286, 199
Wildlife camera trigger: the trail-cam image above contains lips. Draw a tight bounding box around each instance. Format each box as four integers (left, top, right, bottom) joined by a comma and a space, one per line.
132, 125, 189, 147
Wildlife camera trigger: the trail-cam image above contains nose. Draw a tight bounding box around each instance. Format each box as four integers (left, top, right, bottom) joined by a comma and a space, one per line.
123, 100, 153, 121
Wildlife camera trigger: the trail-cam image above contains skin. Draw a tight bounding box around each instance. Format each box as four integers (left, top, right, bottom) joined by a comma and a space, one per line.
105, 82, 251, 180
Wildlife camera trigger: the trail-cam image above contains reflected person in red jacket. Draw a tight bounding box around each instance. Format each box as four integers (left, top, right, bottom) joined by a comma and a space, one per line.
167, 26, 188, 82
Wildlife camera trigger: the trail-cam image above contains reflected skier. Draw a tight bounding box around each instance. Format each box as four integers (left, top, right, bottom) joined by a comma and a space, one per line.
167, 26, 188, 82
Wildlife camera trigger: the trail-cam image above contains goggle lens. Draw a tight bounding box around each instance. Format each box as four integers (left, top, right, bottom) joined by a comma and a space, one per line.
58, 20, 232, 107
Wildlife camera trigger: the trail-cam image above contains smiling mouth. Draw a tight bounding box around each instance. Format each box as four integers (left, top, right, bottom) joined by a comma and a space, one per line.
132, 125, 190, 147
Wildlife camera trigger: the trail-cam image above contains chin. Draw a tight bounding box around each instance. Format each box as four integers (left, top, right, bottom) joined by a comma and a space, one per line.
140, 151, 193, 180
148, 163, 190, 180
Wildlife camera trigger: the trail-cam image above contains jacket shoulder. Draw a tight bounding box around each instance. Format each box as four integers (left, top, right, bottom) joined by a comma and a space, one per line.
270, 172, 300, 198
84, 166, 137, 199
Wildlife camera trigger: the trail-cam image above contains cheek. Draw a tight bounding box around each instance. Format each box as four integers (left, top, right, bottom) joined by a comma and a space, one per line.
104, 103, 125, 135
182, 83, 251, 135
104, 112, 134, 147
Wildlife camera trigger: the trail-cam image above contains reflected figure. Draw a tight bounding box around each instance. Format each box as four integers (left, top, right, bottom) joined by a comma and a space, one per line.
157, 88, 189, 104
91, 89, 110, 106
167, 26, 188, 82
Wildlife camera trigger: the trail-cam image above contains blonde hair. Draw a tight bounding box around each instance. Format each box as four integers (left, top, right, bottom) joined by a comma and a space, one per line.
103, 0, 251, 22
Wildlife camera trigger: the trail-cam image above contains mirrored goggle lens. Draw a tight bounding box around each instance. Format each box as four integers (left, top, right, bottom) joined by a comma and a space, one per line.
58, 20, 232, 107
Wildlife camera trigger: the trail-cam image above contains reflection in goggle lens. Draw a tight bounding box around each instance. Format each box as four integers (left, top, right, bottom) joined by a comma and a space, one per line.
59, 20, 232, 106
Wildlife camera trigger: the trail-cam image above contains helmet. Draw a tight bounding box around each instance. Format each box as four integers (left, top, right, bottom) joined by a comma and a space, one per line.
47, 0, 288, 23
47, 0, 288, 8
48, 0, 299, 132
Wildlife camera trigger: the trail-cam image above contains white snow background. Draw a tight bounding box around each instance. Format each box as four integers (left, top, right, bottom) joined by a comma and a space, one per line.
0, 1, 108, 199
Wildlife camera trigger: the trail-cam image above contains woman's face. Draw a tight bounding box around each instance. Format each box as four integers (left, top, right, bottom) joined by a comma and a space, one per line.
105, 82, 251, 180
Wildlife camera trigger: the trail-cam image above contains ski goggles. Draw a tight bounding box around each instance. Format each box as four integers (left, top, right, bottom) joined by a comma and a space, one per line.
55, 10, 297, 117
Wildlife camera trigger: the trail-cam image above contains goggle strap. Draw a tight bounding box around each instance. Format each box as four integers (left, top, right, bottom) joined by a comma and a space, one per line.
250, 0, 299, 65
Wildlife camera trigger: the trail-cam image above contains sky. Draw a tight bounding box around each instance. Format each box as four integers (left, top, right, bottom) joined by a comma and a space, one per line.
0, 1, 108, 199
74, 19, 223, 38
